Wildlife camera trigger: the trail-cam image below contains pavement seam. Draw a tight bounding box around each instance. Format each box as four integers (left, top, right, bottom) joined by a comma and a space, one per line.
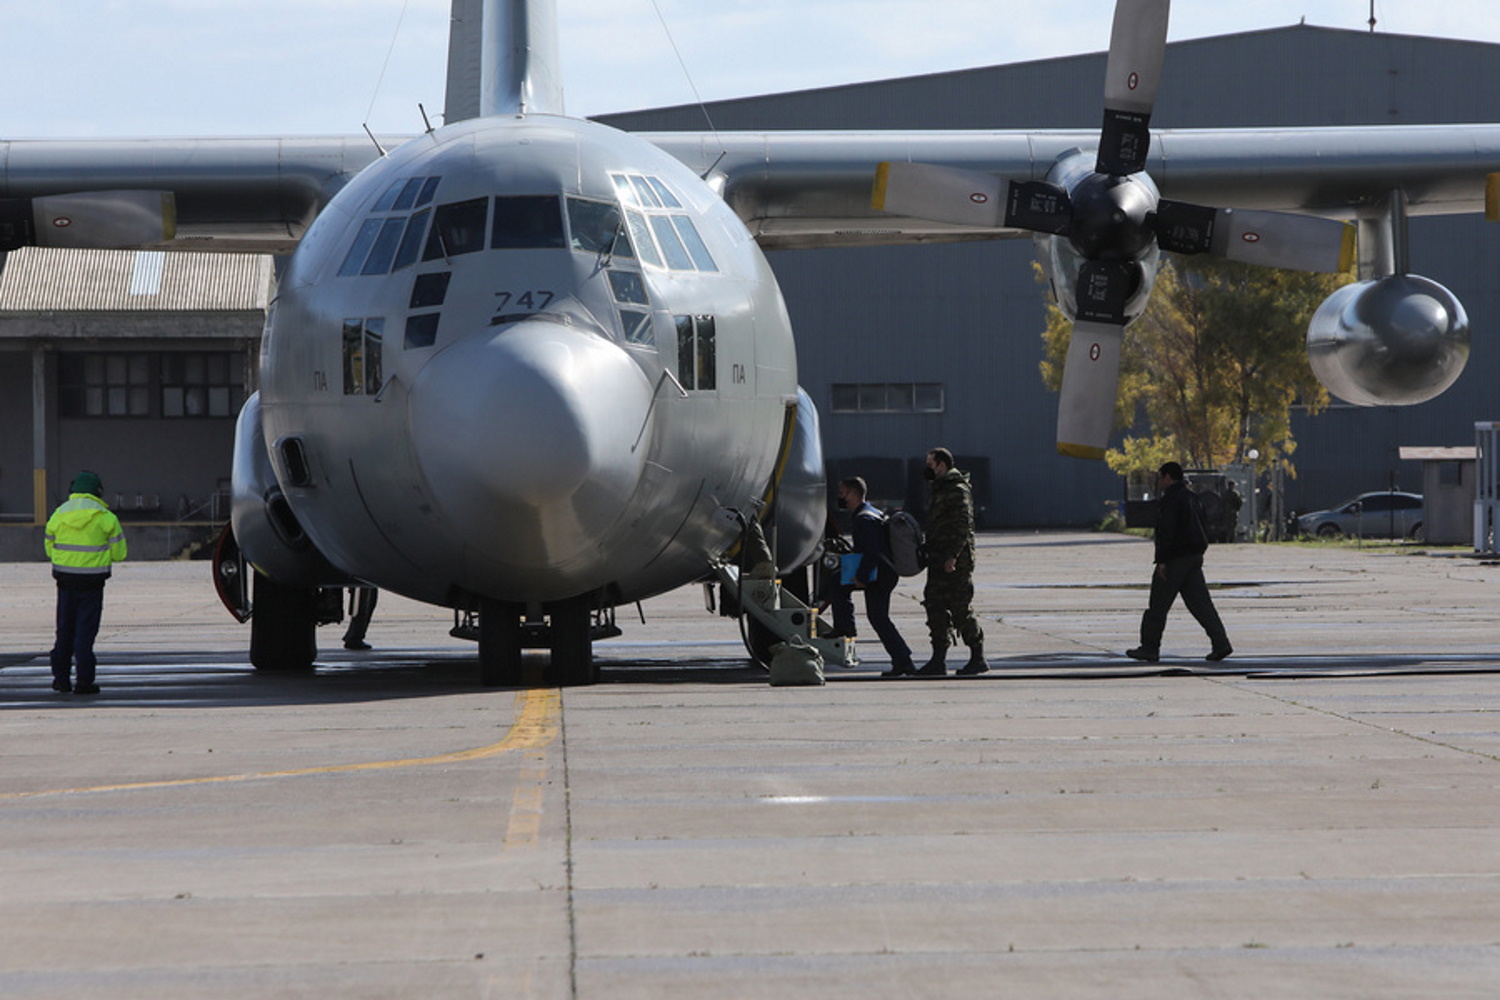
1209, 675, 1500, 763
0, 685, 561, 800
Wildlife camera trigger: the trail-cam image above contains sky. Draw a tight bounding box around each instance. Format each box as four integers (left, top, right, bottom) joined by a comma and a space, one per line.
4, 0, 1500, 138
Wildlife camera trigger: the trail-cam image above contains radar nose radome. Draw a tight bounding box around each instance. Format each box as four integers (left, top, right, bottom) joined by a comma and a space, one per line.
410, 317, 655, 572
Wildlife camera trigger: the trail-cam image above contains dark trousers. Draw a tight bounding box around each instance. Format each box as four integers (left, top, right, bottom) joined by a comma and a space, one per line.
828, 582, 857, 635
924, 571, 983, 650
1139, 554, 1229, 651
51, 586, 105, 687
343, 587, 378, 644
860, 576, 913, 668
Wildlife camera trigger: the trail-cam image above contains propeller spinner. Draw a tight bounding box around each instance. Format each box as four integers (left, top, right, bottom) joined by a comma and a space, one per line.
872, 0, 1354, 459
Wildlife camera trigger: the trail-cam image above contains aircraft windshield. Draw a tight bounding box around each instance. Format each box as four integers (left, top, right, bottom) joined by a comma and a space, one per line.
567, 198, 632, 258
423, 197, 488, 261
492, 196, 566, 249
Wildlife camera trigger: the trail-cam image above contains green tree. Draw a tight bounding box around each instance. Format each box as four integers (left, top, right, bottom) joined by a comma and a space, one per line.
1039, 256, 1351, 477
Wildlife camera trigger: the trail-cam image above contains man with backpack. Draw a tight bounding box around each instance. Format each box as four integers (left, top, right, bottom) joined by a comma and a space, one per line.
836, 477, 917, 678
1126, 462, 1233, 663
919, 448, 988, 677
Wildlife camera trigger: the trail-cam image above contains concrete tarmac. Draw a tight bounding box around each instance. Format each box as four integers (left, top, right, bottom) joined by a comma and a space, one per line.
2, 531, 1499, 998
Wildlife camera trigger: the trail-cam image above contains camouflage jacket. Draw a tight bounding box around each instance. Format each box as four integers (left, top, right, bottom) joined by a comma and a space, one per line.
925, 468, 976, 572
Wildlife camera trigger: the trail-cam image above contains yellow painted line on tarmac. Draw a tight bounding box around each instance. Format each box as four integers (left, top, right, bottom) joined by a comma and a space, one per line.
0, 687, 561, 801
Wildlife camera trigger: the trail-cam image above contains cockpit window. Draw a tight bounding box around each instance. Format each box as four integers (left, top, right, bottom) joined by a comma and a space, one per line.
391, 177, 425, 212
672, 217, 718, 272
612, 175, 638, 207
624, 210, 661, 268
391, 209, 430, 271
372, 181, 405, 213
339, 175, 444, 277
630, 176, 662, 208
647, 177, 681, 208
650, 215, 694, 271
423, 197, 489, 261
360, 219, 407, 275
338, 219, 384, 277
492, 196, 566, 249
606, 174, 714, 273
608, 270, 648, 305
567, 197, 632, 258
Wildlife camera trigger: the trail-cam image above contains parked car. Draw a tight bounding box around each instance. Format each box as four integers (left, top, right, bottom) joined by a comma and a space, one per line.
1296, 491, 1424, 540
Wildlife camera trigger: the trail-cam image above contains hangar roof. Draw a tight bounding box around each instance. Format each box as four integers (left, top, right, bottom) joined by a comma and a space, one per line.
0, 247, 272, 314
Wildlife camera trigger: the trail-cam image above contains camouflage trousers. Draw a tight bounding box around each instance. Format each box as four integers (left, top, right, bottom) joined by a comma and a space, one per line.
923, 571, 983, 651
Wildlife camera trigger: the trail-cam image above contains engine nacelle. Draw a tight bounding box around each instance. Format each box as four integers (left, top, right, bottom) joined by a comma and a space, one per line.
0, 190, 176, 250
1306, 274, 1470, 407
230, 392, 349, 588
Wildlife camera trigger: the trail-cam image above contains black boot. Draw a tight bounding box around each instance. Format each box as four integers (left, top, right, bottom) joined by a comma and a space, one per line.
916, 646, 947, 677
955, 645, 989, 676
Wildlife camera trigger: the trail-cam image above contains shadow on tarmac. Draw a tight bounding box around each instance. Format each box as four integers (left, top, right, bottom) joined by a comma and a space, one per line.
0, 647, 777, 710
5, 647, 1500, 710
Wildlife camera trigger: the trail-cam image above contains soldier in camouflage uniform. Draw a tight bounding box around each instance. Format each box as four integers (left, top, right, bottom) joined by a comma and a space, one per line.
918, 448, 988, 677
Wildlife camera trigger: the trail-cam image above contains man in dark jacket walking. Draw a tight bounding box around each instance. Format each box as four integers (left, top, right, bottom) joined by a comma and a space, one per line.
1127, 462, 1232, 663
918, 448, 987, 676
837, 477, 916, 678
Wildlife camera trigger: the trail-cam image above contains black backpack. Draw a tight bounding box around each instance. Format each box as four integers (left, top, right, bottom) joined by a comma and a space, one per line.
884, 510, 928, 577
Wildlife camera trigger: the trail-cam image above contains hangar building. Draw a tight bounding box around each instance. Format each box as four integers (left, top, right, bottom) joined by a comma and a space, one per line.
604, 23, 1500, 527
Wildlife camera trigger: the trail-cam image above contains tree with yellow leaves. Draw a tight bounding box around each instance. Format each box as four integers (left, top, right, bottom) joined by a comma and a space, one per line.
1039, 256, 1352, 478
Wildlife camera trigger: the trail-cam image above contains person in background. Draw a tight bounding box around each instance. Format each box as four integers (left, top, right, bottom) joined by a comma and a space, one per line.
44, 471, 128, 695
1127, 461, 1233, 663
919, 448, 988, 677
343, 585, 379, 650
837, 477, 916, 678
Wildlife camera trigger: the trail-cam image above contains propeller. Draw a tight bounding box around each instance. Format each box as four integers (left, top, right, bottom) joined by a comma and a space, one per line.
871, 0, 1355, 459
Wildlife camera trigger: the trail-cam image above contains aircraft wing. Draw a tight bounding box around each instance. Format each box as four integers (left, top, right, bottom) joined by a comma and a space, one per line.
641, 124, 1500, 250
0, 137, 386, 254
5, 123, 1498, 254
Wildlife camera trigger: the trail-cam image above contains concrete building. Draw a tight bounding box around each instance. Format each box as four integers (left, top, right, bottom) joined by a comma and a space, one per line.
603, 24, 1500, 527
0, 247, 268, 558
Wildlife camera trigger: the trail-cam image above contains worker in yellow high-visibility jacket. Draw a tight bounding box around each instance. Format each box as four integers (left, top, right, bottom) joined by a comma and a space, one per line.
44, 471, 127, 695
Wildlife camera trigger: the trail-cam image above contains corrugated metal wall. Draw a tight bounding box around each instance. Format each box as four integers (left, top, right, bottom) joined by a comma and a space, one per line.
0, 248, 272, 313
602, 25, 1500, 526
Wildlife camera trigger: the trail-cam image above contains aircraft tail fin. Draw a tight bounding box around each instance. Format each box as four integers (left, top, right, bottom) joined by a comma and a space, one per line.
445, 0, 565, 123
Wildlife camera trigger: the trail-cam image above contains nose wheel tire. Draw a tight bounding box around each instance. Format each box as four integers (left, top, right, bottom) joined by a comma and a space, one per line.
249, 570, 317, 671
478, 598, 524, 688
549, 597, 597, 687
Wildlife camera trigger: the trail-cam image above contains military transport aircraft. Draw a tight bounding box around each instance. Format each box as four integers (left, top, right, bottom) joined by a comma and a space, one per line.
1, 0, 1493, 685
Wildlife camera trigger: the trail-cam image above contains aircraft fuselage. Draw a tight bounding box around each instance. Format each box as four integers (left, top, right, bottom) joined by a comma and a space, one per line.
252, 114, 799, 612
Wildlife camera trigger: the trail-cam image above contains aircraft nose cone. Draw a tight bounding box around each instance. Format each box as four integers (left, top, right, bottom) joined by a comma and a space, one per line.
410, 318, 655, 574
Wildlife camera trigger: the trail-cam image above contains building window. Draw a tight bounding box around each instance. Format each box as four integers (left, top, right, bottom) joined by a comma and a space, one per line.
161, 352, 245, 418
59, 352, 151, 417
830, 382, 945, 414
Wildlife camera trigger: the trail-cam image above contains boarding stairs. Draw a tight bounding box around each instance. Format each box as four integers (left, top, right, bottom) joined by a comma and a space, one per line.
713, 560, 857, 669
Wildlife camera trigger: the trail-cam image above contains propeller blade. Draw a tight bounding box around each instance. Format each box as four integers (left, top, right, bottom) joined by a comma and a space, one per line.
1004, 180, 1072, 235
1156, 200, 1356, 272
1076, 259, 1141, 325
1154, 199, 1217, 254
872, 162, 1005, 228
1056, 319, 1125, 460
1097, 0, 1171, 176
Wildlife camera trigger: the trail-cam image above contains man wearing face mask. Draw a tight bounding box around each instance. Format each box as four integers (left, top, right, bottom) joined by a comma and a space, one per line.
837, 477, 916, 678
918, 448, 987, 677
